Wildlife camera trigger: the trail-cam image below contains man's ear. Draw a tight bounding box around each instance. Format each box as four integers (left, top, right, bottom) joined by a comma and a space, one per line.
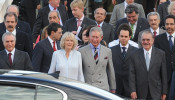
101, 36, 103, 40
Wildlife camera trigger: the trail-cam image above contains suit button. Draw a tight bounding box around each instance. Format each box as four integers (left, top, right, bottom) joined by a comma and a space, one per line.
88, 66, 90, 67
92, 73, 94, 75
99, 81, 101, 83
99, 74, 101, 75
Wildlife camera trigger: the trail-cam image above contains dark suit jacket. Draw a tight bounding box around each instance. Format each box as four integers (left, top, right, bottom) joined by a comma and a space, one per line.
32, 5, 68, 42
154, 33, 175, 83
0, 30, 32, 59
114, 17, 149, 42
32, 38, 60, 73
101, 22, 114, 44
169, 71, 175, 100
157, 1, 170, 20
129, 47, 167, 99
0, 49, 33, 70
63, 17, 96, 33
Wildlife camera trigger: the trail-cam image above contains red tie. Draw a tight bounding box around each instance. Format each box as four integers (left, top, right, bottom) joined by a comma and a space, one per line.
97, 24, 100, 27
54, 8, 57, 10
153, 31, 157, 38
53, 41, 56, 51
8, 53, 12, 66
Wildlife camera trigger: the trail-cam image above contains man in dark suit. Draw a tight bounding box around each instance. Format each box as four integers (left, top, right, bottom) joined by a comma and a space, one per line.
130, 31, 167, 99
0, 5, 33, 48
154, 15, 175, 98
20, 0, 40, 30
0, 32, 32, 70
114, 4, 149, 42
157, 0, 172, 20
63, 0, 96, 34
169, 71, 175, 100
32, 0, 68, 43
111, 23, 137, 97
0, 12, 32, 59
94, 8, 114, 45
138, 12, 166, 47
32, 23, 62, 73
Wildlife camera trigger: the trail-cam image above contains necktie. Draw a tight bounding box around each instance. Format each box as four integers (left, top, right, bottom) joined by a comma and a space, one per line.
77, 19, 81, 28
8, 53, 12, 66
130, 24, 134, 39
53, 41, 56, 51
94, 48, 98, 64
153, 31, 157, 38
145, 52, 150, 71
122, 47, 126, 58
54, 8, 57, 10
169, 35, 173, 51
97, 24, 100, 27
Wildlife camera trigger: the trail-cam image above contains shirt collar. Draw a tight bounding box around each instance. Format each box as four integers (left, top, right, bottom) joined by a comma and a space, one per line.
90, 43, 100, 50
166, 32, 175, 38
96, 21, 104, 27
143, 46, 152, 54
150, 27, 159, 35
5, 48, 15, 55
48, 36, 54, 44
49, 4, 57, 11
6, 29, 16, 36
76, 15, 84, 21
120, 43, 129, 49
129, 21, 137, 26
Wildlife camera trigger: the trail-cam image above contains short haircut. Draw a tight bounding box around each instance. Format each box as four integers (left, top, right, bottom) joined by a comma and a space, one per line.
48, 10, 60, 20
47, 23, 62, 36
125, 4, 139, 14
117, 23, 132, 36
89, 26, 103, 37
70, 0, 84, 9
164, 14, 175, 24
2, 32, 16, 43
6, 5, 19, 14
141, 30, 154, 40
94, 8, 107, 16
147, 12, 160, 21
4, 12, 18, 22
41, 26, 48, 40
168, 1, 175, 14
60, 32, 78, 50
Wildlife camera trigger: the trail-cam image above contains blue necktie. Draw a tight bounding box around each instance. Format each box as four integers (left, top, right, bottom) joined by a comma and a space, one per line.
122, 47, 126, 58
169, 35, 173, 51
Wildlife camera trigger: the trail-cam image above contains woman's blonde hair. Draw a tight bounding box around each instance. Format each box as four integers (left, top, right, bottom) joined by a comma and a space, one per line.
168, 1, 175, 14
60, 32, 78, 50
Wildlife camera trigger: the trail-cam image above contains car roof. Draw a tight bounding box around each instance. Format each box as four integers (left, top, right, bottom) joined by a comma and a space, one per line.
0, 70, 125, 100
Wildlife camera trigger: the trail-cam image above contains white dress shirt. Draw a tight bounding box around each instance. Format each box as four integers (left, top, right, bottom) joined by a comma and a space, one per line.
120, 43, 129, 52
48, 36, 57, 51
108, 39, 139, 48
6, 29, 16, 36
166, 32, 175, 45
143, 47, 152, 61
48, 49, 85, 82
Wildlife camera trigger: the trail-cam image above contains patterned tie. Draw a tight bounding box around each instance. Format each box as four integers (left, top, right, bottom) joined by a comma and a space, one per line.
145, 52, 150, 71
153, 31, 157, 38
169, 35, 173, 51
53, 41, 56, 51
130, 24, 134, 39
8, 53, 12, 66
94, 48, 98, 64
122, 47, 126, 58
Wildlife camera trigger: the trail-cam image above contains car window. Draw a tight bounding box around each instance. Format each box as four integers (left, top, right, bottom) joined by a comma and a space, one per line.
0, 85, 35, 100
36, 86, 63, 100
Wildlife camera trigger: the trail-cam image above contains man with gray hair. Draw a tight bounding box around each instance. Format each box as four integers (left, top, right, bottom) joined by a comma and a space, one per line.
79, 26, 116, 93
113, 4, 149, 42
0, 32, 33, 70
138, 12, 166, 47
129, 31, 167, 99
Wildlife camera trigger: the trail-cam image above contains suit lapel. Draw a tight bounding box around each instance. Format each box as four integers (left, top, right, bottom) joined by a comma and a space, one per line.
162, 33, 171, 52
84, 45, 96, 67
97, 45, 106, 67
45, 38, 54, 53
124, 45, 132, 61
73, 18, 78, 30
116, 45, 123, 61
138, 49, 147, 71
1, 50, 11, 68
149, 47, 156, 71
12, 49, 19, 67
121, 3, 125, 17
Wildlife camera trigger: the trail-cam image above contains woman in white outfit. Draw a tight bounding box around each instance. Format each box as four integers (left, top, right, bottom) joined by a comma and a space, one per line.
0, 0, 13, 23
48, 32, 84, 82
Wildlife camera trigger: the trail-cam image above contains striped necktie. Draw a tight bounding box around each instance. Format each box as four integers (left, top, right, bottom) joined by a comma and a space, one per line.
130, 24, 134, 39
94, 48, 98, 64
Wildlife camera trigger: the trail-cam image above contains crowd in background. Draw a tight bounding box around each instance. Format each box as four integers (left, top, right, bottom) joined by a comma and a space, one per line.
1, 0, 175, 100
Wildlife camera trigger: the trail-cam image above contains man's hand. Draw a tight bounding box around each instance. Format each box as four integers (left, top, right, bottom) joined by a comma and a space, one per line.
72, 31, 77, 35
131, 92, 137, 99
112, 0, 116, 5
161, 94, 166, 100
110, 90, 116, 93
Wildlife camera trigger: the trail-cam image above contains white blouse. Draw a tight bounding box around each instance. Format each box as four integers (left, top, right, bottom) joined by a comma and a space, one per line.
48, 49, 84, 82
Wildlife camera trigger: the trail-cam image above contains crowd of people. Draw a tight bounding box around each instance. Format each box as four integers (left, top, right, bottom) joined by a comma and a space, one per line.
0, 0, 175, 99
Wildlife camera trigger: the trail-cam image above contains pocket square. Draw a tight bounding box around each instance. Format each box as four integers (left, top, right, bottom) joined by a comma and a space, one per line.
104, 56, 108, 59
